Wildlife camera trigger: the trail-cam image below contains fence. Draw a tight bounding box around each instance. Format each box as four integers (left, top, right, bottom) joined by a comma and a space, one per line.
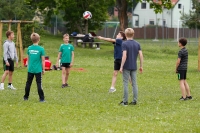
44, 21, 200, 45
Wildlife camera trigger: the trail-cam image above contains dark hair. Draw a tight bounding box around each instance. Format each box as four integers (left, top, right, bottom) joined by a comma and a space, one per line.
6, 31, 14, 38
119, 31, 126, 40
179, 37, 187, 46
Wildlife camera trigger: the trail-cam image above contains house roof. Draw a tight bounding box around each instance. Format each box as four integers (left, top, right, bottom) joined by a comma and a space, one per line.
153, 0, 179, 5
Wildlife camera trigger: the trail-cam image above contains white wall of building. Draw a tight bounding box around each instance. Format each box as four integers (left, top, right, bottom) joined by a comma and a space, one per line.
133, 0, 193, 28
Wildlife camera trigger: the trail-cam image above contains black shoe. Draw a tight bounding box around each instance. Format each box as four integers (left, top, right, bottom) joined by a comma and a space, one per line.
129, 101, 137, 105
65, 83, 70, 87
24, 97, 28, 101
39, 99, 45, 102
179, 96, 187, 100
61, 84, 65, 88
119, 101, 128, 106
187, 96, 192, 100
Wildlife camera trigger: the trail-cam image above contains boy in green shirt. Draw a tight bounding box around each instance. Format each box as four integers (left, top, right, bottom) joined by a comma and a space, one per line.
56, 34, 74, 88
23, 33, 45, 102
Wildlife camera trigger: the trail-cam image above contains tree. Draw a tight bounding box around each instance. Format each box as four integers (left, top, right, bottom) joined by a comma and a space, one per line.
0, 0, 44, 49
26, 0, 115, 34
181, 0, 200, 29
0, 0, 34, 20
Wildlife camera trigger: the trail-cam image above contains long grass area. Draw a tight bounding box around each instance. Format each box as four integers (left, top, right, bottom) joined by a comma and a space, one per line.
0, 34, 200, 132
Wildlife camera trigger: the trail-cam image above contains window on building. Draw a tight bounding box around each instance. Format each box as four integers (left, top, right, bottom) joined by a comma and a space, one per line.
149, 20, 154, 25
163, 20, 166, 27
141, 3, 146, 9
135, 20, 139, 26
178, 4, 182, 9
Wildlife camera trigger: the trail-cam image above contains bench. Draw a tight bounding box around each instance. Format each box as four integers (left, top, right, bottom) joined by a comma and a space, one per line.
80, 42, 103, 49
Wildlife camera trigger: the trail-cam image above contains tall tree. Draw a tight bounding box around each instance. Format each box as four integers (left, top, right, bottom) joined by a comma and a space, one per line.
0, 0, 34, 20
181, 0, 200, 29
27, 0, 115, 34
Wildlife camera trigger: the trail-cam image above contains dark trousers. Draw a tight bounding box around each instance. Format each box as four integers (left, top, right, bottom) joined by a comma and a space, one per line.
24, 72, 45, 100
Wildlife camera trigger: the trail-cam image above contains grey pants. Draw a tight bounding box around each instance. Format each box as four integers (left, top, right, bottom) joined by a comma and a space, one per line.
122, 69, 138, 102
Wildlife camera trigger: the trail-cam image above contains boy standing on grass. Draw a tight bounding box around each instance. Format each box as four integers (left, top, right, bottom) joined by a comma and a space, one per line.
0, 31, 18, 90
97, 31, 126, 93
56, 34, 74, 88
23, 33, 45, 102
119, 28, 143, 106
175, 37, 192, 100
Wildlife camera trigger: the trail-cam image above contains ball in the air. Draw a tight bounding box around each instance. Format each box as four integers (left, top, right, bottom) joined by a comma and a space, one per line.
83, 11, 92, 19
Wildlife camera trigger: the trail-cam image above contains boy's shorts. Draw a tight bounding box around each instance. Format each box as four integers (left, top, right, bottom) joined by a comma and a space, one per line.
114, 59, 121, 70
177, 70, 187, 80
61, 63, 70, 68
3, 59, 14, 71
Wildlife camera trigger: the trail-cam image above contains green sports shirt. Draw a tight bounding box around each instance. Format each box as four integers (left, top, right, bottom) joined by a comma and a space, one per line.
59, 44, 74, 63
27, 44, 45, 73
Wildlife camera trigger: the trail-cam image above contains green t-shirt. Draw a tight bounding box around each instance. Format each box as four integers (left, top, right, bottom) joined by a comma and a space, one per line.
27, 44, 45, 73
59, 44, 74, 63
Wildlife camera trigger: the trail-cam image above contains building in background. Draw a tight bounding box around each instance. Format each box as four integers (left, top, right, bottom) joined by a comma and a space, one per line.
132, 0, 193, 28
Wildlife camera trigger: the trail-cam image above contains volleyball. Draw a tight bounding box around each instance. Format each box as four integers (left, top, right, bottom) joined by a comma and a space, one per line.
83, 11, 92, 19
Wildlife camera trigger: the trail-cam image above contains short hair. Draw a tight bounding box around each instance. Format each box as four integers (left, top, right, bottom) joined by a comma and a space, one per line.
30, 33, 40, 43
63, 34, 69, 38
6, 31, 14, 38
119, 31, 126, 40
125, 28, 134, 38
179, 37, 187, 46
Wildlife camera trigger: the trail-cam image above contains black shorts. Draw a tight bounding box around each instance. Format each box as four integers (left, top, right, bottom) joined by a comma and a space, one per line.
61, 63, 70, 68
3, 59, 14, 71
114, 59, 121, 70
177, 70, 187, 80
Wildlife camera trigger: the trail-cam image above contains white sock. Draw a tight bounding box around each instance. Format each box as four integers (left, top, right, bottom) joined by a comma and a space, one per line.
110, 87, 115, 89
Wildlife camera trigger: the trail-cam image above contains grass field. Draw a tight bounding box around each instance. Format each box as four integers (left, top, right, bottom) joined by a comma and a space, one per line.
0, 34, 200, 133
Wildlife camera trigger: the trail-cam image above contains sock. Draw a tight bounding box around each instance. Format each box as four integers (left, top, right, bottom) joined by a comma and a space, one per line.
8, 83, 11, 85
111, 87, 115, 89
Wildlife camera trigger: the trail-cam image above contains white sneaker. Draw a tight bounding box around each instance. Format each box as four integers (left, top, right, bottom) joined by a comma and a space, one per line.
8, 84, 16, 90
109, 88, 116, 93
0, 83, 4, 90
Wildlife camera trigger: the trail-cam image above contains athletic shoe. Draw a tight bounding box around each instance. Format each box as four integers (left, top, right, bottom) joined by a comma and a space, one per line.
0, 83, 4, 90
129, 101, 137, 105
187, 96, 192, 100
119, 101, 128, 106
8, 84, 16, 90
24, 98, 28, 101
39, 99, 45, 102
61, 84, 65, 88
109, 88, 116, 93
65, 83, 70, 87
179, 96, 187, 100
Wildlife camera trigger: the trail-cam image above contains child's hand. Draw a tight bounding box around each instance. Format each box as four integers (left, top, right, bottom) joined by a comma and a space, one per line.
139, 67, 143, 73
119, 67, 123, 73
42, 70, 45, 75
70, 63, 73, 67
97, 36, 101, 39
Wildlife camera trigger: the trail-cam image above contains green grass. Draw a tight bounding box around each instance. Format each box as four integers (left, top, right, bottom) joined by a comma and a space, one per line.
0, 34, 200, 133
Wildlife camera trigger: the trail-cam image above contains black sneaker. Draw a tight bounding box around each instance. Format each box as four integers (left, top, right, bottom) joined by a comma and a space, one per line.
119, 101, 128, 106
65, 83, 70, 87
39, 99, 45, 102
179, 96, 187, 100
187, 96, 192, 100
24, 97, 28, 101
129, 101, 137, 105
